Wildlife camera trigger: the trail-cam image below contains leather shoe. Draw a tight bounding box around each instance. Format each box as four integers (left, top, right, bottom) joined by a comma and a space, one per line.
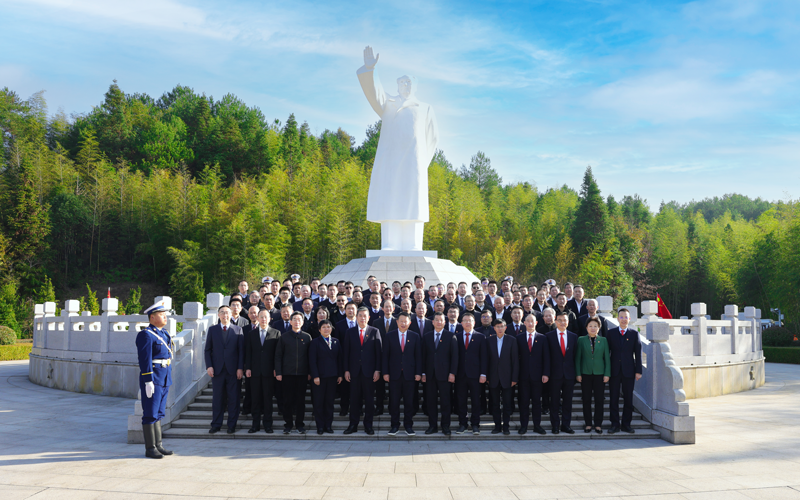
227, 428, 235, 434
518, 426, 527, 435
503, 429, 510, 435
283, 427, 291, 434
343, 425, 357, 435
456, 425, 467, 434
325, 427, 334, 434
209, 427, 221, 434
388, 427, 399, 436
365, 427, 375, 435
248, 427, 259, 434
317, 429, 324, 435
560, 425, 574, 434
584, 426, 592, 433
533, 425, 547, 435
622, 425, 635, 434
491, 426, 502, 434
608, 426, 620, 434
551, 428, 560, 435
264, 427, 273, 434
442, 427, 451, 436
594, 427, 603, 435
424, 426, 437, 435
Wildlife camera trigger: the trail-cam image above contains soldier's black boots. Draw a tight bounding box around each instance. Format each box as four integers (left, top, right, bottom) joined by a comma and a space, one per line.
154, 421, 173, 456
143, 424, 163, 459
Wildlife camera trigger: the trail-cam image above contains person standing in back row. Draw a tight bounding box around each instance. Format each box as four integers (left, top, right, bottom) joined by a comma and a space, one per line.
607, 308, 642, 434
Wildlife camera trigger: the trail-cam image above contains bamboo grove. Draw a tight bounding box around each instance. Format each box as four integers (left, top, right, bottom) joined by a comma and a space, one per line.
0, 83, 798, 336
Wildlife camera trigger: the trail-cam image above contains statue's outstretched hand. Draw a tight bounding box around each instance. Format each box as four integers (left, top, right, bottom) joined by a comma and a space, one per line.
364, 46, 379, 69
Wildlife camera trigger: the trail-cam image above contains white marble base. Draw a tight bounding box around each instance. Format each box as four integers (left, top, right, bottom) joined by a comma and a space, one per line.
321, 255, 479, 288
366, 249, 438, 258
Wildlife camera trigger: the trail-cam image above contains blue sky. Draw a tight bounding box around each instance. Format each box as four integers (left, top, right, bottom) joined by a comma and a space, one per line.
1, 0, 798, 207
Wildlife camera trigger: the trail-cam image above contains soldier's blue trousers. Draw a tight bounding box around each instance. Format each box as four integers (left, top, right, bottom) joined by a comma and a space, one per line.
140, 380, 169, 425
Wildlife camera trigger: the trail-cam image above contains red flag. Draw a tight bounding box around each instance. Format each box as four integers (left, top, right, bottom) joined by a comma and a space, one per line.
107, 287, 111, 298
656, 293, 672, 319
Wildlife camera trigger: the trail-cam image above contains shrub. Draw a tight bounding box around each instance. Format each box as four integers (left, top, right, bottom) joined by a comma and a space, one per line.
763, 347, 800, 365
0, 325, 16, 345
762, 327, 795, 347
0, 344, 31, 361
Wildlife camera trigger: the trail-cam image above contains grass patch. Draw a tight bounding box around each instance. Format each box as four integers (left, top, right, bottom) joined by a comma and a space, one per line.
764, 346, 800, 365
0, 344, 32, 361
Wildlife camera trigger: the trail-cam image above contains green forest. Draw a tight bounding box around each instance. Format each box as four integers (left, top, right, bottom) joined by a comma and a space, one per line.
1, 83, 798, 337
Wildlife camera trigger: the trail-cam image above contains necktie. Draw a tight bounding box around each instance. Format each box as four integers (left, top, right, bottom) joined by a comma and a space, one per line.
620, 329, 626, 337
222, 325, 227, 332
450, 324, 455, 333
326, 336, 331, 349
260, 329, 265, 345
465, 332, 470, 349
560, 332, 566, 356
435, 332, 440, 350
284, 321, 289, 330
528, 333, 533, 352
386, 318, 390, 330
419, 319, 424, 332
360, 329, 364, 346
400, 333, 405, 353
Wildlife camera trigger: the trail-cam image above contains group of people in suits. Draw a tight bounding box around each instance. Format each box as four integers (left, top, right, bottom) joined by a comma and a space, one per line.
202, 275, 643, 436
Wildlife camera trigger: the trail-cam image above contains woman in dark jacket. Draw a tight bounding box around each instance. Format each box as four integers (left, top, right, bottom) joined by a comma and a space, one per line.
308, 320, 342, 434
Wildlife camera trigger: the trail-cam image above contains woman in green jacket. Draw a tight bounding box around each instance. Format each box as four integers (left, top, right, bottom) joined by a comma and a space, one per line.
575, 317, 610, 434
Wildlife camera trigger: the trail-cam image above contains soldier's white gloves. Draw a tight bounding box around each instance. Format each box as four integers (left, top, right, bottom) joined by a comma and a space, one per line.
145, 381, 155, 398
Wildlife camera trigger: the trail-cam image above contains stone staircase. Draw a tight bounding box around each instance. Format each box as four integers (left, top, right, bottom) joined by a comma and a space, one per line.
164, 382, 660, 440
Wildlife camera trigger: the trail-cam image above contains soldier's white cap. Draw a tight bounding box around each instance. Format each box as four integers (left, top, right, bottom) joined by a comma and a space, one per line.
261, 276, 274, 284
290, 273, 301, 281
504, 276, 514, 283
545, 279, 557, 286
143, 301, 167, 316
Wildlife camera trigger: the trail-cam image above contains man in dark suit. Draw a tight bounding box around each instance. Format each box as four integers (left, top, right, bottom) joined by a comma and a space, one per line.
486, 319, 518, 435
372, 299, 399, 416
343, 307, 382, 435
455, 314, 487, 435
244, 309, 281, 434
270, 303, 293, 333
275, 311, 312, 434
421, 312, 459, 435
567, 285, 587, 317
553, 293, 578, 333
444, 305, 463, 336
506, 306, 525, 336
330, 294, 350, 326
545, 311, 578, 434
366, 292, 383, 324
410, 302, 434, 335
382, 312, 422, 436
516, 314, 550, 435
577, 299, 609, 337
228, 297, 250, 329
204, 305, 244, 434
607, 309, 643, 434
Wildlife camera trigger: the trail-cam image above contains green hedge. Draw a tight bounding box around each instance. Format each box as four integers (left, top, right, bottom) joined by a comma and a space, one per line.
763, 347, 800, 365
0, 344, 31, 361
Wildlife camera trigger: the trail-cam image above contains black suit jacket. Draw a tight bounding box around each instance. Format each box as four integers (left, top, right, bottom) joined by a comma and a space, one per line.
342, 325, 382, 377
422, 330, 459, 381
577, 314, 610, 338
244, 325, 281, 377
456, 330, 488, 379
372, 316, 397, 337
606, 327, 643, 378
545, 330, 578, 381
516, 331, 550, 382
204, 323, 244, 375
309, 335, 342, 379
382, 329, 422, 381
568, 298, 588, 317
553, 307, 578, 333
444, 322, 463, 336
270, 318, 292, 334
335, 318, 358, 341
409, 316, 434, 335
487, 334, 519, 388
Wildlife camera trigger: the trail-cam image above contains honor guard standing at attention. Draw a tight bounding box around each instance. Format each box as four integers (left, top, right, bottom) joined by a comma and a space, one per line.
136, 301, 174, 459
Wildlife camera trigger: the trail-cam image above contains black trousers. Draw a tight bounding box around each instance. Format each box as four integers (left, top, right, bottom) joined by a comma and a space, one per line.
241, 376, 252, 414
211, 371, 240, 430
312, 376, 337, 431
549, 377, 576, 428
375, 378, 386, 411
455, 376, 482, 427
349, 373, 375, 428
388, 377, 416, 429
338, 379, 350, 413
426, 379, 452, 428
541, 380, 551, 410
489, 383, 513, 428
518, 378, 543, 428
609, 375, 635, 427
580, 374, 605, 427
282, 374, 307, 429
250, 374, 274, 428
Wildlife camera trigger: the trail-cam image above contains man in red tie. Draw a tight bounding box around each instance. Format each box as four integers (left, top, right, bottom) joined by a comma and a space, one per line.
343, 307, 382, 435
607, 308, 643, 434
381, 312, 421, 436
544, 311, 578, 434
454, 314, 487, 435
516, 314, 550, 435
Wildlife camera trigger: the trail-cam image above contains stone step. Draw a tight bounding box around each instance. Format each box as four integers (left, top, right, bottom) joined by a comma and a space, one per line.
163, 426, 661, 441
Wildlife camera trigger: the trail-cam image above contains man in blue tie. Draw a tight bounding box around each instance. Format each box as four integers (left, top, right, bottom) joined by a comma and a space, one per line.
421, 312, 458, 435
204, 305, 244, 435
382, 312, 421, 436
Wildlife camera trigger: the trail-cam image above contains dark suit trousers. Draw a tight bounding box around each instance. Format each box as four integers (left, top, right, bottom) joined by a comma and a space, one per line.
375, 378, 386, 411
389, 377, 416, 429
580, 374, 605, 427
211, 371, 240, 430
338, 379, 350, 413
519, 378, 543, 427
609, 375, 635, 427
426, 379, 452, 428
490, 384, 513, 428
549, 377, 576, 428
455, 377, 482, 427
349, 374, 376, 427
312, 376, 337, 430
541, 380, 551, 410
242, 376, 252, 414
282, 374, 307, 429
250, 375, 274, 428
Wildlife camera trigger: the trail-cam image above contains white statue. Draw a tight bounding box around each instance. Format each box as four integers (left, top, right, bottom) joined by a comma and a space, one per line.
357, 46, 439, 252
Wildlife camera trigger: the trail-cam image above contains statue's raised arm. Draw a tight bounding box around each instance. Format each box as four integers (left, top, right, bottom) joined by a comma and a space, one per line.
363, 45, 379, 70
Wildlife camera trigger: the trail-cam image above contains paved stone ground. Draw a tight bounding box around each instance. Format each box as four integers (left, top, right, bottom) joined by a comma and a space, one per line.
1, 359, 799, 500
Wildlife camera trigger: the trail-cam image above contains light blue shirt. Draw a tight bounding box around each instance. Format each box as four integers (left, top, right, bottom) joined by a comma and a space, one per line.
496, 334, 505, 357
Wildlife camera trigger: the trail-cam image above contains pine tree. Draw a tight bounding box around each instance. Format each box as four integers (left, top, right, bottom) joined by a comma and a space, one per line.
571, 166, 611, 250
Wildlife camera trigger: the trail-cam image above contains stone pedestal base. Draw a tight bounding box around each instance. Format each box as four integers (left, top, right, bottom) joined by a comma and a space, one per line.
321, 255, 479, 289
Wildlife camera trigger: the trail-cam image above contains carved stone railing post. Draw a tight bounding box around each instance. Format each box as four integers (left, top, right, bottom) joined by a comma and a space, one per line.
644, 321, 695, 444
724, 304, 740, 354
691, 303, 708, 356
596, 295, 614, 320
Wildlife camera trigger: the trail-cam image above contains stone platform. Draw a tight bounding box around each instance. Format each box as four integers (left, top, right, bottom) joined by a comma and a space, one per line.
321, 256, 480, 289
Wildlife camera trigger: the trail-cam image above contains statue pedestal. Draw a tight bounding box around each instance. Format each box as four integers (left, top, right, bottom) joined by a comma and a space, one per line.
321, 254, 479, 289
